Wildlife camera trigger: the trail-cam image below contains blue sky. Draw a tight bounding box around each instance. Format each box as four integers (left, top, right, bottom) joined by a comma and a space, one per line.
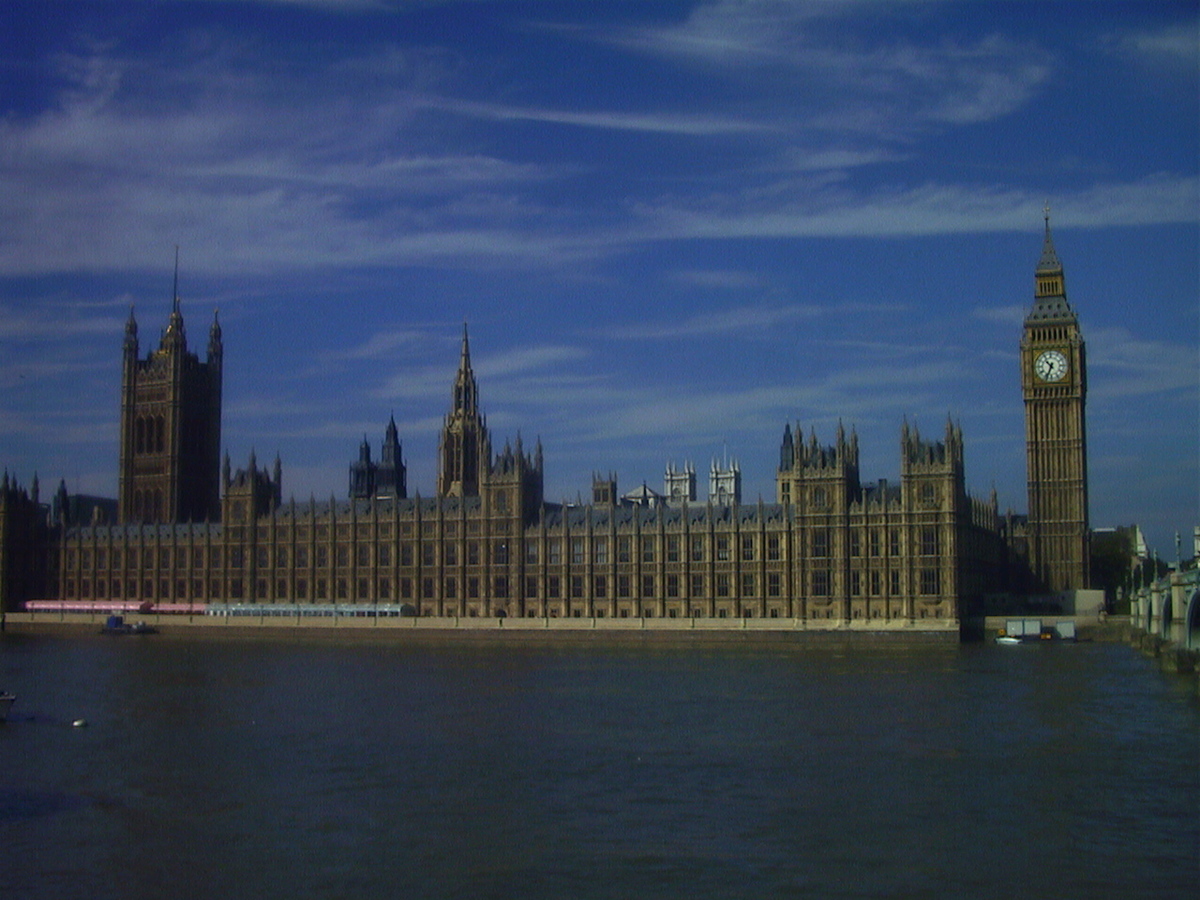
1, 0, 1196, 557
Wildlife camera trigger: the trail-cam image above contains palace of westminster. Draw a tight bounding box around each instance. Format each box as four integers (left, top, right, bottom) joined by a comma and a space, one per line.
0, 220, 1091, 624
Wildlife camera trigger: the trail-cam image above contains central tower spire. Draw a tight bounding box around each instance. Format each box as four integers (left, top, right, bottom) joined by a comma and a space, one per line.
172, 244, 181, 315
438, 323, 490, 497
452, 321, 478, 416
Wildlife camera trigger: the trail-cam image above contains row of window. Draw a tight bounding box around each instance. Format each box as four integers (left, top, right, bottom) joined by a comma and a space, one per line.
63, 568, 944, 603
238, 518, 496, 542
64, 527, 943, 570
779, 483, 944, 507
1029, 324, 1072, 342
411, 604, 947, 620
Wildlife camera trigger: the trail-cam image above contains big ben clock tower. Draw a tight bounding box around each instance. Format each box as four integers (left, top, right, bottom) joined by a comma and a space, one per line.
1021, 209, 1089, 592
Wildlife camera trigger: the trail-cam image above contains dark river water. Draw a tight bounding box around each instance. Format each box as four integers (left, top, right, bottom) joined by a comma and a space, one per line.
2, 631, 1197, 899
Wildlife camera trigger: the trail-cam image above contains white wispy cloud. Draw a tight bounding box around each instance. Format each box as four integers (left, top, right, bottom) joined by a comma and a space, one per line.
429, 97, 776, 136
479, 346, 970, 451
634, 176, 1200, 242
0, 399, 114, 442
601, 0, 877, 66
669, 269, 770, 291
0, 38, 599, 276
322, 330, 428, 362
1112, 22, 1199, 67
197, 154, 568, 193
474, 343, 587, 379
1, 16, 1191, 284
0, 304, 125, 340
779, 146, 901, 172
0, 357, 111, 394
1087, 327, 1198, 401
192, 0, 396, 8
601, 305, 823, 340
601, 0, 1053, 137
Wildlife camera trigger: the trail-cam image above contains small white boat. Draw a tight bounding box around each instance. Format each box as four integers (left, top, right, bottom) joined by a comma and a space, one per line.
0, 692, 14, 722
995, 635, 1022, 645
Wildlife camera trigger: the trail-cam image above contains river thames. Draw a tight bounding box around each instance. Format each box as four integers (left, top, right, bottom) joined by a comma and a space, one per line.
2, 631, 1196, 899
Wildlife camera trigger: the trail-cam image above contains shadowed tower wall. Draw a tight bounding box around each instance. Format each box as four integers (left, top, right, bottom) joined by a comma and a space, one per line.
117, 267, 222, 524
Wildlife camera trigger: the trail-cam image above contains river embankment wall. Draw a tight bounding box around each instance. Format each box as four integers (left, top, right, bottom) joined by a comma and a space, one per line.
2, 610, 965, 644
4, 611, 1161, 651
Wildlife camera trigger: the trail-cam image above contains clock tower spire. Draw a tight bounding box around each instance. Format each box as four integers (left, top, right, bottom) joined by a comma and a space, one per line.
1021, 208, 1089, 592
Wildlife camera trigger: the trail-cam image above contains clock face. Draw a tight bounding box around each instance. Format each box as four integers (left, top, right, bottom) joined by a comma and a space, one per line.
1034, 349, 1068, 382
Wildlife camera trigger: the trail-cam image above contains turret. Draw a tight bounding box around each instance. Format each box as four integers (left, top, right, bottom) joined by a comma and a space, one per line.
593, 472, 618, 507
775, 421, 861, 506
222, 452, 281, 522
349, 435, 375, 499
208, 310, 223, 364
55, 479, 69, 525
376, 416, 406, 499
664, 461, 696, 506
124, 306, 139, 362
709, 453, 741, 505
382, 416, 400, 466
780, 423, 794, 472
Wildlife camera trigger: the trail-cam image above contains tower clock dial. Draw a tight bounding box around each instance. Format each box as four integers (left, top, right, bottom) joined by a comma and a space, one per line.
1034, 349, 1068, 382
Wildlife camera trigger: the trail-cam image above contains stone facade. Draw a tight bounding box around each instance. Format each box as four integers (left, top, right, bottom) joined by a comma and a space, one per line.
37, 324, 1008, 626
10, 223, 1101, 621
45, 453, 1003, 625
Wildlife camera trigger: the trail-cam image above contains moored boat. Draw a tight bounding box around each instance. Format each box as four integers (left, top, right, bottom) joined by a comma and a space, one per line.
101, 615, 157, 635
995, 618, 1077, 644
0, 692, 14, 722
